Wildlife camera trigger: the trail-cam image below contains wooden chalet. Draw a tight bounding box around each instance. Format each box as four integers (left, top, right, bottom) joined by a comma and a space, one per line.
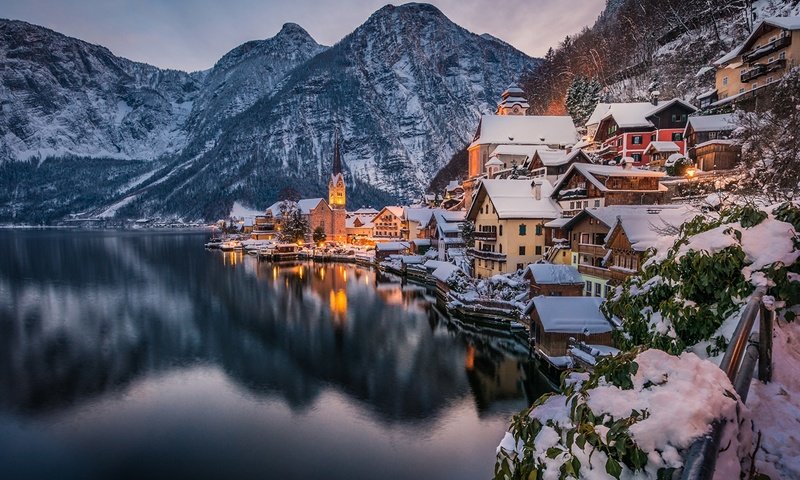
523, 264, 584, 297
525, 296, 614, 358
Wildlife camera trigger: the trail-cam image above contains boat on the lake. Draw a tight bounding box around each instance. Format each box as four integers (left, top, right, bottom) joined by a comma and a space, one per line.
220, 240, 243, 251
258, 243, 302, 261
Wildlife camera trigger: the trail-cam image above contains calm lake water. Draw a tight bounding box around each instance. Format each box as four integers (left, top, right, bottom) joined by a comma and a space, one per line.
0, 230, 551, 480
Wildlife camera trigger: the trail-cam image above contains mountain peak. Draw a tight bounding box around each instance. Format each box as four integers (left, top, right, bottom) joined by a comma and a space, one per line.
277, 22, 314, 40
372, 2, 447, 20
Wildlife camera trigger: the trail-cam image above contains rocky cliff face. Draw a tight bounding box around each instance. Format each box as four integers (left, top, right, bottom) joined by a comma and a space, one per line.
0, 3, 539, 223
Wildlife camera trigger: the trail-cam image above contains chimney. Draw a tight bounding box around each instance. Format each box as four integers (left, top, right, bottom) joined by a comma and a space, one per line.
650, 90, 660, 106
532, 178, 543, 200
622, 157, 634, 170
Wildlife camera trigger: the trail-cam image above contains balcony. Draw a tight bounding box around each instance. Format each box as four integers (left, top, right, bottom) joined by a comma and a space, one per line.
474, 231, 497, 241
467, 248, 507, 260
577, 264, 630, 283
742, 58, 787, 83
742, 35, 791, 63
576, 243, 606, 257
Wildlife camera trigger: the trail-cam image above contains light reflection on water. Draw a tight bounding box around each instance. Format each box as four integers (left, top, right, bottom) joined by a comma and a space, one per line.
0, 230, 551, 480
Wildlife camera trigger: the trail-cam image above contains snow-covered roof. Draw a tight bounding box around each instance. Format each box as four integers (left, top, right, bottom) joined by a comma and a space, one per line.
346, 216, 373, 229
562, 204, 693, 232
664, 153, 686, 167
552, 163, 666, 195
297, 198, 325, 214
400, 255, 426, 264
525, 264, 584, 285
471, 115, 578, 148
533, 148, 588, 167
596, 99, 697, 129
423, 260, 461, 282
376, 241, 410, 251
411, 238, 431, 246
606, 205, 699, 251
715, 16, 800, 65
685, 114, 737, 133
695, 139, 738, 149
352, 208, 379, 215
472, 179, 561, 220
526, 296, 612, 334
544, 217, 572, 228
404, 207, 434, 226
644, 141, 680, 154
446, 180, 463, 192
490, 144, 540, 159
485, 157, 504, 167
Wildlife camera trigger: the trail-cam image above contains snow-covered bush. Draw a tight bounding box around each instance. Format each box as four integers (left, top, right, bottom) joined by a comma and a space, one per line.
476, 272, 528, 302
664, 155, 693, 177
603, 202, 800, 355
495, 349, 753, 480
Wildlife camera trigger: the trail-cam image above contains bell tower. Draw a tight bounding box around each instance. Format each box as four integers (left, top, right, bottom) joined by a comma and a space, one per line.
328, 132, 347, 243
496, 84, 530, 116
328, 134, 346, 209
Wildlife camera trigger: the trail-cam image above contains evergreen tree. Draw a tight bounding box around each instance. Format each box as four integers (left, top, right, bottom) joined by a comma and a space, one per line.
278, 201, 310, 243
565, 76, 602, 127
312, 226, 327, 245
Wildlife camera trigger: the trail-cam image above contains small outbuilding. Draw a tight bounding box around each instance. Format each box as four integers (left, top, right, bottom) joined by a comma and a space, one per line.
525, 296, 614, 357
523, 264, 584, 297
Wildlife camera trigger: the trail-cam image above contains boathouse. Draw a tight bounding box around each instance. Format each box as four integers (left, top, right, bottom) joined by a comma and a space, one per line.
525, 296, 614, 357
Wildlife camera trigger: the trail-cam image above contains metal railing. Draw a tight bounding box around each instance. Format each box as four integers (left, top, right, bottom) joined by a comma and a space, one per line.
681, 287, 773, 480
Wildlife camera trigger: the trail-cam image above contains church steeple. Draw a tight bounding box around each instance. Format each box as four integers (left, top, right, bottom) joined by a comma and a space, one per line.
496, 84, 530, 116
328, 132, 346, 210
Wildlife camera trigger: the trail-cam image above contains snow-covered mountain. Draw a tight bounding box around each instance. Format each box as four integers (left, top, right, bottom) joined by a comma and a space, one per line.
0, 3, 539, 222
0, 19, 204, 162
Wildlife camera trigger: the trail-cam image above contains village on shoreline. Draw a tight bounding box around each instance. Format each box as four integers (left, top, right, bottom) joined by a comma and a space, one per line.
208, 17, 798, 376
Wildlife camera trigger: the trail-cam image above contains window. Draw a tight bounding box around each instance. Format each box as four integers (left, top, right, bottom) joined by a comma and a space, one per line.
594, 283, 602, 297
604, 285, 611, 298
580, 233, 590, 244
780, 52, 786, 60
752, 83, 758, 90
585, 281, 592, 295
632, 153, 642, 163
722, 76, 728, 86
594, 200, 601, 207
499, 225, 503, 236
499, 244, 502, 253
519, 224, 527, 236
671, 114, 687, 123
768, 56, 774, 63
570, 201, 575, 209
672, 132, 683, 142
535, 245, 542, 255
767, 76, 774, 84
535, 225, 543, 236
519, 246, 526, 255
650, 134, 656, 141
632, 135, 642, 145
739, 88, 745, 94
617, 138, 623, 147
516, 263, 524, 271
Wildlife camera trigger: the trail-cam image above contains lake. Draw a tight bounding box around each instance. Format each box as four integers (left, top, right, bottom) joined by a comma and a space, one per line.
0, 230, 551, 480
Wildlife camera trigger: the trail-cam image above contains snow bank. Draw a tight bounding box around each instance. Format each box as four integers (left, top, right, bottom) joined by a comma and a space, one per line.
497, 349, 752, 479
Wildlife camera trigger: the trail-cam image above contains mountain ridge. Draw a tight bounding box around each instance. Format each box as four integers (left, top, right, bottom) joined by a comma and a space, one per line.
0, 4, 540, 223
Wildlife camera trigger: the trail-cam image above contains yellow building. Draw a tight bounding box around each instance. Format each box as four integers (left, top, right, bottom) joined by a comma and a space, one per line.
712, 16, 800, 105
466, 178, 560, 278
371, 206, 405, 241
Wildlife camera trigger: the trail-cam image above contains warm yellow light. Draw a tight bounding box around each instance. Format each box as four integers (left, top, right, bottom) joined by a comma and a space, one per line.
686, 168, 696, 178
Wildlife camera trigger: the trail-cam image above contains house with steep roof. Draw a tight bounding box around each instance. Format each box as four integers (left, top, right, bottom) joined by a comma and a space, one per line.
588, 98, 697, 164
711, 16, 800, 107
683, 114, 740, 171
402, 207, 436, 241
371, 206, 405, 241
466, 178, 561, 277
550, 162, 667, 218
559, 205, 697, 297
527, 148, 592, 182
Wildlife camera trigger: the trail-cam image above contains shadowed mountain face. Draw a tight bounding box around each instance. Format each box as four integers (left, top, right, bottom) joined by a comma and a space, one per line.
0, 231, 548, 479
0, 3, 539, 222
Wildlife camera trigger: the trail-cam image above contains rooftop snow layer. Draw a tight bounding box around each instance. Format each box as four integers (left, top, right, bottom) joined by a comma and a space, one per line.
526, 296, 612, 334
685, 113, 737, 133
471, 115, 578, 148
479, 178, 560, 219
525, 264, 584, 285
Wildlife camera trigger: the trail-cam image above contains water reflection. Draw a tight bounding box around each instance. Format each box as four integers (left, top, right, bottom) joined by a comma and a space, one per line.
0, 230, 550, 479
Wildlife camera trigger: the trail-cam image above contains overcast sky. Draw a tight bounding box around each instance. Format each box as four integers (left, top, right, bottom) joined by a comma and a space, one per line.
1, 0, 605, 72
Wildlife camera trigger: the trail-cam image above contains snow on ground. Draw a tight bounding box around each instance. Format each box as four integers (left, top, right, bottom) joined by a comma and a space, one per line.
96, 195, 137, 218
229, 201, 264, 219
748, 319, 800, 479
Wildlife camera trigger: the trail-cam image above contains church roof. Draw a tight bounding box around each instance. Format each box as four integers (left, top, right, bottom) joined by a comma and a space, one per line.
471, 115, 578, 148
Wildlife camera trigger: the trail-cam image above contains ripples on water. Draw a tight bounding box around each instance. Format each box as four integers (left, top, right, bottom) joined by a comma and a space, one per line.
0, 230, 552, 480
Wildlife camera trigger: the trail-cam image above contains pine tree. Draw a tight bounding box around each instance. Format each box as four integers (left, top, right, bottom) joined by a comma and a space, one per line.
565, 76, 602, 128
312, 226, 327, 245
278, 201, 310, 243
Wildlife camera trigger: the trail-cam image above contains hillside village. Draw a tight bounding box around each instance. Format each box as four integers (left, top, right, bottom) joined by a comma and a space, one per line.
229, 13, 799, 327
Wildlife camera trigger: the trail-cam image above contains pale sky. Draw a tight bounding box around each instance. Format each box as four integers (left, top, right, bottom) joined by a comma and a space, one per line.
0, 0, 606, 72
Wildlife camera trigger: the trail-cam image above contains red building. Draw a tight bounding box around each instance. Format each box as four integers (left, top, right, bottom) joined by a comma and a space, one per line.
587, 98, 697, 165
